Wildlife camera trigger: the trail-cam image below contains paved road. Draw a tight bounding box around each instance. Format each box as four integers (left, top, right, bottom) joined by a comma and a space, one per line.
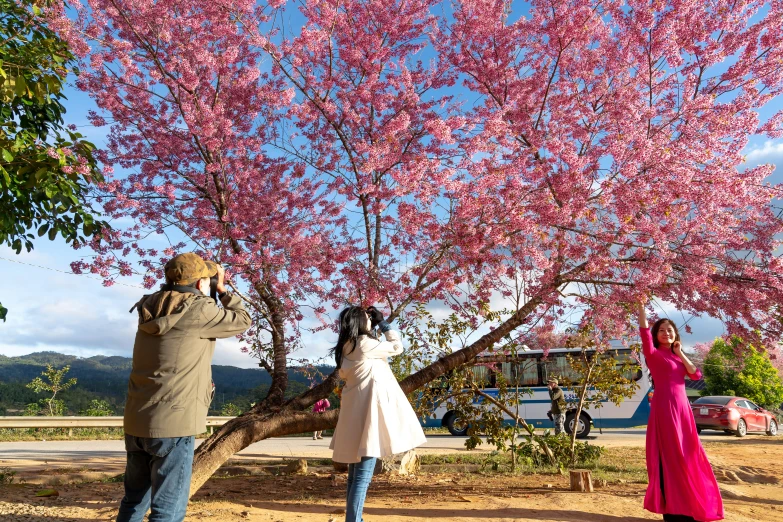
0, 429, 748, 472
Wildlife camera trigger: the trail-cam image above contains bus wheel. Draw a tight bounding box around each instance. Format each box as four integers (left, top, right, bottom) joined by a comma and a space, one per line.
445, 412, 470, 436
565, 412, 591, 439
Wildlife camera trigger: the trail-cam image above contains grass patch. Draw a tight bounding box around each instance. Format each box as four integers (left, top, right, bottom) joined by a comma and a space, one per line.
422, 447, 647, 483
0, 467, 17, 485
420, 454, 493, 466
102, 473, 125, 483
584, 446, 647, 484
423, 427, 450, 434
0, 427, 126, 441
0, 427, 227, 441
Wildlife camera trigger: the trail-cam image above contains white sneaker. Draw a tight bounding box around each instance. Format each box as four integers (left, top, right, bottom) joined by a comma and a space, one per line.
313, 436, 317, 440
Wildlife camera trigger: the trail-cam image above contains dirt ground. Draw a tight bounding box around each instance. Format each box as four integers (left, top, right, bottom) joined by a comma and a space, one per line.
0, 438, 781, 522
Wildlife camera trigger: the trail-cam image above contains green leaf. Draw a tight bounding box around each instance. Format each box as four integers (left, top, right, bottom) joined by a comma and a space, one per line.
14, 74, 27, 97
0, 302, 7, 322
0, 4, 109, 253
47, 227, 57, 241
35, 489, 59, 497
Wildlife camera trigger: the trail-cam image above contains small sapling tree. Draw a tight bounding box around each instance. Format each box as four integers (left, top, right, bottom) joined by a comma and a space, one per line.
560, 326, 641, 465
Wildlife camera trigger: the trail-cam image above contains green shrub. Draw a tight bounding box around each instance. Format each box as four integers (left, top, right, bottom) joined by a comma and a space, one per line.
515, 432, 603, 468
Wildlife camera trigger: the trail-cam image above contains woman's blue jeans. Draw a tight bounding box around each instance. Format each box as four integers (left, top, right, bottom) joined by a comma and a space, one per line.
346, 457, 377, 522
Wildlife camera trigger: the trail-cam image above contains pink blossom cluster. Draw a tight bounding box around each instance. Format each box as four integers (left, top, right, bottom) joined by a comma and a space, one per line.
49, 0, 783, 363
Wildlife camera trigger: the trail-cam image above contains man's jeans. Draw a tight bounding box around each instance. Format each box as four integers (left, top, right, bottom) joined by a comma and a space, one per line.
553, 413, 566, 435
117, 435, 195, 522
346, 457, 377, 522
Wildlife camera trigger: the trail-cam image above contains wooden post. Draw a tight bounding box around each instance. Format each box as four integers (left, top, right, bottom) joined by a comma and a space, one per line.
569, 469, 594, 492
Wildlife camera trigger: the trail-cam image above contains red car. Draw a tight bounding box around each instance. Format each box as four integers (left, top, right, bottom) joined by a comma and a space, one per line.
691, 396, 778, 437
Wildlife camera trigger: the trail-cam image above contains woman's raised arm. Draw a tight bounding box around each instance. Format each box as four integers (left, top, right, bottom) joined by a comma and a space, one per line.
637, 300, 656, 361
637, 301, 649, 329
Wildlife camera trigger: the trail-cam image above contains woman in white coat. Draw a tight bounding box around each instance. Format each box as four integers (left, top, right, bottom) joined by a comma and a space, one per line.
330, 305, 427, 522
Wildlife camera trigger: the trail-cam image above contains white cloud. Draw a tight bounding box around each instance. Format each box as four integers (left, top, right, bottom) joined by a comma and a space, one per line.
213, 338, 260, 369
0, 241, 254, 367
744, 140, 783, 165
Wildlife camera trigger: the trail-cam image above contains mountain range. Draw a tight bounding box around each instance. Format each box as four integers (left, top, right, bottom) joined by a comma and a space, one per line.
0, 351, 333, 415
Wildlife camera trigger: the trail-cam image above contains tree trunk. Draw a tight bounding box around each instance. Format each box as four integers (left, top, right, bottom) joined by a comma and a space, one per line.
190, 287, 557, 496
570, 358, 593, 465
190, 407, 340, 496
266, 310, 288, 406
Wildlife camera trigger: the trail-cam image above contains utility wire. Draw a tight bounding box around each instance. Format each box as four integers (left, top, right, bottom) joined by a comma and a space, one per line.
0, 256, 146, 289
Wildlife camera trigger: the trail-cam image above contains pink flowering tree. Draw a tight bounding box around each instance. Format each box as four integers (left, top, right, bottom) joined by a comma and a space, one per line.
52, 0, 783, 493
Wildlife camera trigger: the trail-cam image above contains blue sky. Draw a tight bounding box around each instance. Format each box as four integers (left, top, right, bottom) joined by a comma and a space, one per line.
1, 7, 783, 368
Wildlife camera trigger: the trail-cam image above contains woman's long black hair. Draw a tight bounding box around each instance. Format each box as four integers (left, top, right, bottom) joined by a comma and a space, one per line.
331, 306, 373, 369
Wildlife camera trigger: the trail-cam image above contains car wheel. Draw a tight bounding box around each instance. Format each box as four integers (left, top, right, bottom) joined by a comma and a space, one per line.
767, 420, 778, 437
736, 419, 747, 438
445, 411, 469, 436
565, 412, 591, 439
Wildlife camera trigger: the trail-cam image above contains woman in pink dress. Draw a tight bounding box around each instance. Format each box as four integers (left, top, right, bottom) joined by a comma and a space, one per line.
637, 302, 723, 522
312, 398, 330, 440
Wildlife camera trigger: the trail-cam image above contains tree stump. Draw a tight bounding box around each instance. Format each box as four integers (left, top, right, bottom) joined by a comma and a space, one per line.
374, 450, 421, 476
569, 469, 593, 492
284, 459, 308, 475
398, 450, 421, 476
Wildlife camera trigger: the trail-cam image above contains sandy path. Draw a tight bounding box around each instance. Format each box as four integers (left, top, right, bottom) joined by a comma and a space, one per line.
0, 435, 780, 522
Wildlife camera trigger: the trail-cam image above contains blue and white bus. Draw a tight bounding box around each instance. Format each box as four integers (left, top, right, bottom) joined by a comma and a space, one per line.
421, 347, 651, 438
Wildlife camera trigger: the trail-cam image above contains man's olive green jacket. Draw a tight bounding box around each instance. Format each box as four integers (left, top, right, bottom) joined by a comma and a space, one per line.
124, 289, 251, 438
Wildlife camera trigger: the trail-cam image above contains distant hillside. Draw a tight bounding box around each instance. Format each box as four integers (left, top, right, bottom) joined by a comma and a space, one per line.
0, 352, 334, 415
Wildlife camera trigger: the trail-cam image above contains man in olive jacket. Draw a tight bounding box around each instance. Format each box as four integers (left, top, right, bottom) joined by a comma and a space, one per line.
117, 253, 251, 522
548, 378, 566, 435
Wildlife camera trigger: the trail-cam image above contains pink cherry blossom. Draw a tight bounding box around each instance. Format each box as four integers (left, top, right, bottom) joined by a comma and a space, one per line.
48, 0, 783, 395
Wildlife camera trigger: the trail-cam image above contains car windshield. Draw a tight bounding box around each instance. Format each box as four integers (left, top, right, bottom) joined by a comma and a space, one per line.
693, 396, 732, 405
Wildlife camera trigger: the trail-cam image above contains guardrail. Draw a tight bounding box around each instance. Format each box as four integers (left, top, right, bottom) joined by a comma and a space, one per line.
0, 416, 235, 435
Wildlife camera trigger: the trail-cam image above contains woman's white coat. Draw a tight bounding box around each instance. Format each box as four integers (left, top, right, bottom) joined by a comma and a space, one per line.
330, 329, 427, 463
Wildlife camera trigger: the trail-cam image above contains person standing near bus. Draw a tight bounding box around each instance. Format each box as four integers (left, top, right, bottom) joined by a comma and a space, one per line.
312, 398, 330, 440
637, 301, 723, 522
330, 305, 426, 522
547, 378, 566, 435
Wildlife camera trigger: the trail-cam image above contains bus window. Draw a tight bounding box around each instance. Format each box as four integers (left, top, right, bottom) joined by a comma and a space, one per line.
542, 353, 582, 385
611, 350, 642, 381
515, 359, 540, 386
471, 364, 497, 387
